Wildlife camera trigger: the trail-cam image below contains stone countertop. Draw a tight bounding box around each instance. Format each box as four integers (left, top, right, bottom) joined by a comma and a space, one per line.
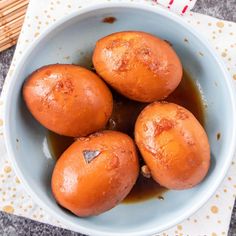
0, 0, 236, 235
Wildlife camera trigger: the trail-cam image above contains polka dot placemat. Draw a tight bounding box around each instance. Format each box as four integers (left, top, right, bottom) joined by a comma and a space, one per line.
1, 0, 236, 235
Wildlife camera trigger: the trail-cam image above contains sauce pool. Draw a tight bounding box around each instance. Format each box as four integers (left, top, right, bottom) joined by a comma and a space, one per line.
47, 70, 205, 203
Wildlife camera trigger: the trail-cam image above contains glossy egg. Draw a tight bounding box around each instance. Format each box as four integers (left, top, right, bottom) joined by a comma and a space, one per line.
93, 31, 183, 102
23, 64, 113, 137
135, 102, 210, 190
51, 130, 139, 217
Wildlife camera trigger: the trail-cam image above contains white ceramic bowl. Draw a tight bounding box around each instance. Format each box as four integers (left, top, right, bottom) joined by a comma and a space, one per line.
3, 3, 236, 236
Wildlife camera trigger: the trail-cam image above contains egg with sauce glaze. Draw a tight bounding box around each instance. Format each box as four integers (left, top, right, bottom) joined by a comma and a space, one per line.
51, 130, 139, 217
93, 31, 183, 102
135, 102, 210, 190
23, 64, 113, 137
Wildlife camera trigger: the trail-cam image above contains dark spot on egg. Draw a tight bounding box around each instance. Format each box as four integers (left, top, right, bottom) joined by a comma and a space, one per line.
154, 118, 174, 136
217, 133, 221, 141
83, 150, 101, 163
55, 79, 74, 95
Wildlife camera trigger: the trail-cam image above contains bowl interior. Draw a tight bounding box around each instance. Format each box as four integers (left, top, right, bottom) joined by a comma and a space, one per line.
5, 5, 235, 235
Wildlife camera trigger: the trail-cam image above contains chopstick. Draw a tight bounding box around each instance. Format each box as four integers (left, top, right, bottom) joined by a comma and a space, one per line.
0, 0, 29, 52
0, 15, 25, 34
0, 0, 19, 10
0, 37, 17, 52
0, 0, 28, 17
0, 4, 28, 26
0, 26, 21, 42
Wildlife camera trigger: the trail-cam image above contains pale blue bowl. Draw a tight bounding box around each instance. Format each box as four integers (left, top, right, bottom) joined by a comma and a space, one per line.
3, 3, 236, 236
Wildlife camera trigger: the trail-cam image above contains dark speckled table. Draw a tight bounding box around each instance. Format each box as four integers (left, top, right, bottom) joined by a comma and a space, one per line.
0, 1, 236, 235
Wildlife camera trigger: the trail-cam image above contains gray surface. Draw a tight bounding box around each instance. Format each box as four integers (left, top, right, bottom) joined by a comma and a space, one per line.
0, 0, 235, 235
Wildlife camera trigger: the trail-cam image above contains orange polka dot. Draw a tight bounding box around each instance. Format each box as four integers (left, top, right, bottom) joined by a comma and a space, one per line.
15, 177, 20, 184
211, 206, 219, 214
216, 22, 224, 28
177, 225, 182, 230
3, 205, 14, 214
221, 52, 227, 57
34, 32, 40, 38
4, 166, 12, 173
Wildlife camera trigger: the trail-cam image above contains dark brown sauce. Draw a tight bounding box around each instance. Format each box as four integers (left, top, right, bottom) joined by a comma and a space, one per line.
47, 132, 74, 159
166, 70, 205, 126
47, 70, 205, 203
105, 90, 146, 137
102, 17, 117, 24
123, 175, 167, 203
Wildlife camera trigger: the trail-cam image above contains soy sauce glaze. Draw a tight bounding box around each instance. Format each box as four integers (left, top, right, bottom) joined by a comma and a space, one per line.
48, 70, 205, 203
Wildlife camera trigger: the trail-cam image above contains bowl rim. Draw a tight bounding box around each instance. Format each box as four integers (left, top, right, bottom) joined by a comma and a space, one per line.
3, 2, 236, 236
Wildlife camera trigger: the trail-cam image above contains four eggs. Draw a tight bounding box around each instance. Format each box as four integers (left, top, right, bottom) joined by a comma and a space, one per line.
23, 31, 210, 217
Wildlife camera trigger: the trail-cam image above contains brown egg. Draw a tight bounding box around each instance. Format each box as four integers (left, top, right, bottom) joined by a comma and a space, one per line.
93, 31, 183, 102
23, 64, 113, 137
135, 102, 210, 190
51, 130, 139, 217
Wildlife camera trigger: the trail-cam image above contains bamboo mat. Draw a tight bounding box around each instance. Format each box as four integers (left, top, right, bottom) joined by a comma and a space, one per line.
0, 0, 29, 52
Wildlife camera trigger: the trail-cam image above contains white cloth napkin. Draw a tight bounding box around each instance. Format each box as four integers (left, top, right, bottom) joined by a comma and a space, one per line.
1, 0, 236, 235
